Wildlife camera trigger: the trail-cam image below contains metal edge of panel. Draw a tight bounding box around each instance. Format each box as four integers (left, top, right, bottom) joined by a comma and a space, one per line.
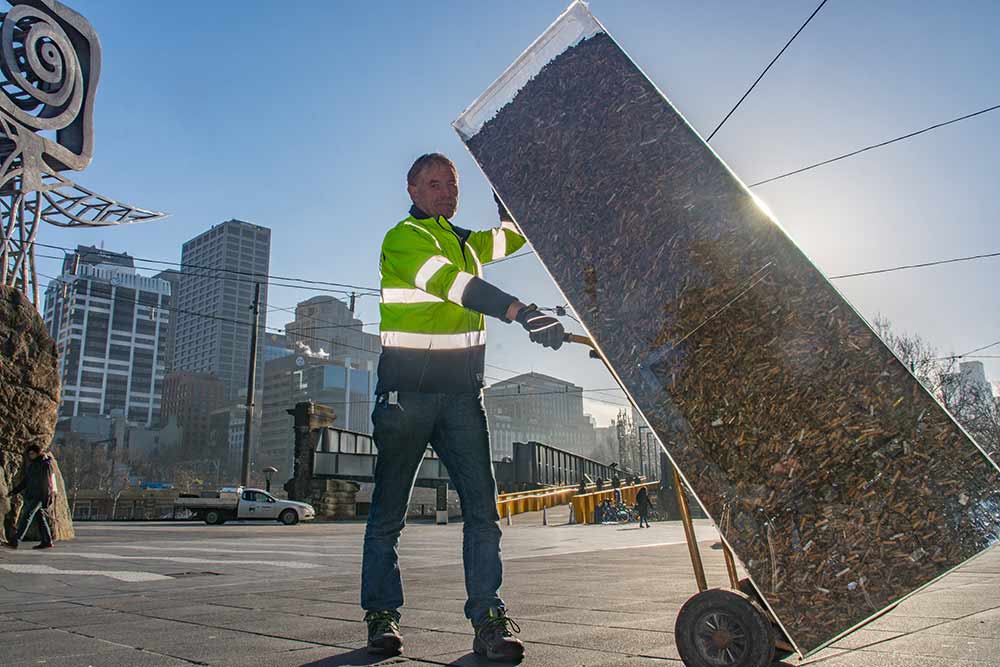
800, 544, 999, 657
452, 0, 600, 141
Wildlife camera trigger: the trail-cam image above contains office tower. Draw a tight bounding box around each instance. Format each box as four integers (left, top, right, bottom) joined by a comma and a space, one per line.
42, 245, 172, 426
173, 219, 271, 401
160, 371, 226, 459
285, 295, 380, 361
483, 372, 597, 460
153, 268, 180, 372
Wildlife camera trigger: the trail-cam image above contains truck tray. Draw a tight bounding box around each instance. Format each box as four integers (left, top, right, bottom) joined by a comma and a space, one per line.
454, 1, 1000, 655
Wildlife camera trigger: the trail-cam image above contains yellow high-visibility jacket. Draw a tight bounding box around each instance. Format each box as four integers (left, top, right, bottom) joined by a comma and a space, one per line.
376, 205, 526, 394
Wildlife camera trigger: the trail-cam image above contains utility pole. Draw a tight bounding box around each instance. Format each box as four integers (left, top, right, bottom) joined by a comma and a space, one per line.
241, 282, 261, 487
349, 291, 356, 313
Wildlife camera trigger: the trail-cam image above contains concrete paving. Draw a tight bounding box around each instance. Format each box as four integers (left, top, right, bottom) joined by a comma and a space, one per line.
0, 510, 997, 666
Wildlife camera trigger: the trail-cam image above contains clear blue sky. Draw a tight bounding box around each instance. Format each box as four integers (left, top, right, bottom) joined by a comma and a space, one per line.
37, 1, 1000, 425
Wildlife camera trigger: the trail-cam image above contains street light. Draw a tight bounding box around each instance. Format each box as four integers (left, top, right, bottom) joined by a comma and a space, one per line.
263, 466, 278, 493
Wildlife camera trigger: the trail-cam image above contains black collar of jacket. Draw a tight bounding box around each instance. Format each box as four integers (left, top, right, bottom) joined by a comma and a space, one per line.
409, 205, 471, 243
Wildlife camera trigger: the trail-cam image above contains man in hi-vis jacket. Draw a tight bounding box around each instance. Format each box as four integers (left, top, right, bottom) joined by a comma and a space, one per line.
362, 153, 565, 661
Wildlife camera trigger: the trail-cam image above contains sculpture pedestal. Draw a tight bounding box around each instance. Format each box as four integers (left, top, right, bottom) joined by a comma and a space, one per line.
0, 286, 74, 543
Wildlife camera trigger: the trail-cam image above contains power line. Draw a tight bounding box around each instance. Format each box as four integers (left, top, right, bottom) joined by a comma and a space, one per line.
706, 0, 830, 142
959, 339, 1000, 358
279, 328, 629, 404
38, 271, 253, 328
475, 245, 1000, 282
266, 303, 379, 331
35, 282, 628, 404
28, 239, 381, 295
828, 250, 1000, 280
33, 251, 368, 299
749, 103, 1000, 187
489, 250, 534, 265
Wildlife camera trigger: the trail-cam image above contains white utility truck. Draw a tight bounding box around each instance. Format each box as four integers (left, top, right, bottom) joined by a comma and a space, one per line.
174, 487, 315, 526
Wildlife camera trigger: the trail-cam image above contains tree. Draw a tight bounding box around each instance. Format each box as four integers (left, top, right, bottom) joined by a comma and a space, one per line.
873, 315, 999, 457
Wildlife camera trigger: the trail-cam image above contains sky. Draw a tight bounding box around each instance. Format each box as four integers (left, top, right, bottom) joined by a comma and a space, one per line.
33, 0, 1000, 426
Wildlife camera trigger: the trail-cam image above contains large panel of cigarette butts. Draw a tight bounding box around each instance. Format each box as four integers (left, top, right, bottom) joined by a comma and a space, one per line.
454, 1, 1000, 655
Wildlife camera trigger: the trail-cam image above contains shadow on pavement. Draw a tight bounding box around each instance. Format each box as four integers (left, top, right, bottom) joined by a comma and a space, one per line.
299, 648, 408, 666
443, 653, 521, 666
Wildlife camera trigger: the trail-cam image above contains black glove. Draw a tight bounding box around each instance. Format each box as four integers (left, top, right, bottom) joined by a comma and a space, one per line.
493, 191, 513, 222
516, 304, 565, 350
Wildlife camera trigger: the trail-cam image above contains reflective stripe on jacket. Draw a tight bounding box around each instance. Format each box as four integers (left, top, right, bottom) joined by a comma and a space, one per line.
376, 206, 526, 394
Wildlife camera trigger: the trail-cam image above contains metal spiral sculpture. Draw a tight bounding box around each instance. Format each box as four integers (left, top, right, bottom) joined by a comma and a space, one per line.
0, 0, 165, 303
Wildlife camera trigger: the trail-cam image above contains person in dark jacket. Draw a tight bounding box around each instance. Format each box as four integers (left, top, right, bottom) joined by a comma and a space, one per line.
636, 486, 651, 528
5, 445, 56, 550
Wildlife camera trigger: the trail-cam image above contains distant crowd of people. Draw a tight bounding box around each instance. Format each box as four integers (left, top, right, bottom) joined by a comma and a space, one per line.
582, 473, 652, 527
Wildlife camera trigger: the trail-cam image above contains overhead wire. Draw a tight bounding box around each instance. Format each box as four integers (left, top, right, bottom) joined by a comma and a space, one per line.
33, 251, 369, 299
28, 239, 381, 295
706, 0, 830, 142
749, 103, 1000, 187
827, 250, 1000, 280
958, 339, 1000, 358
476, 245, 1000, 281
39, 270, 629, 403
265, 302, 379, 331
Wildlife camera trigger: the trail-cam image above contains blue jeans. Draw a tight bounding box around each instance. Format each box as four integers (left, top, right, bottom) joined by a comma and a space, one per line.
362, 392, 504, 624
15, 497, 53, 545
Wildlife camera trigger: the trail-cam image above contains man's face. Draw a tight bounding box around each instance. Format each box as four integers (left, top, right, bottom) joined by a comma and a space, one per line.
408, 162, 459, 219
27, 450, 37, 461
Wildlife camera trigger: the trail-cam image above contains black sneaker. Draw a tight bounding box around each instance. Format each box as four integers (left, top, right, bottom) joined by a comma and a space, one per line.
365, 610, 402, 655
473, 609, 524, 662
32, 543, 54, 550
2, 541, 17, 550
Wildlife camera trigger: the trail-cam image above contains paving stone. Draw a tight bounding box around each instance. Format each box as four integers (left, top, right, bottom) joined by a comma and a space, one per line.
209, 645, 414, 667
69, 616, 315, 662
923, 607, 1000, 639
856, 632, 1000, 662
147, 606, 374, 647
10, 648, 196, 667
865, 615, 951, 633
10, 603, 124, 628
428, 646, 681, 666
0, 618, 43, 633
801, 650, 994, 667
893, 590, 1000, 619
0, 628, 129, 663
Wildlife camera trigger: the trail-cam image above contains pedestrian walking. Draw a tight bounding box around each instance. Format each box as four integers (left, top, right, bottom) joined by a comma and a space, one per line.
4, 445, 57, 550
636, 486, 651, 528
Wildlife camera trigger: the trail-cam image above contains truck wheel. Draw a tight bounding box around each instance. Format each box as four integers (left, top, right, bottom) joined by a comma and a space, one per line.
205, 510, 225, 526
279, 509, 299, 526
675, 588, 774, 667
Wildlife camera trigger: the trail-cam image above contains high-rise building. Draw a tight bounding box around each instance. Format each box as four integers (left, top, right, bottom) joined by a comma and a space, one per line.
43, 246, 172, 426
262, 332, 294, 362
173, 219, 271, 401
285, 295, 379, 361
483, 372, 597, 460
160, 371, 226, 460
153, 268, 181, 372
258, 348, 377, 478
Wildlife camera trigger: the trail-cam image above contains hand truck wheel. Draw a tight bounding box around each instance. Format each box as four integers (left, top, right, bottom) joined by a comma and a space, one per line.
675, 588, 775, 667
736, 578, 795, 662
